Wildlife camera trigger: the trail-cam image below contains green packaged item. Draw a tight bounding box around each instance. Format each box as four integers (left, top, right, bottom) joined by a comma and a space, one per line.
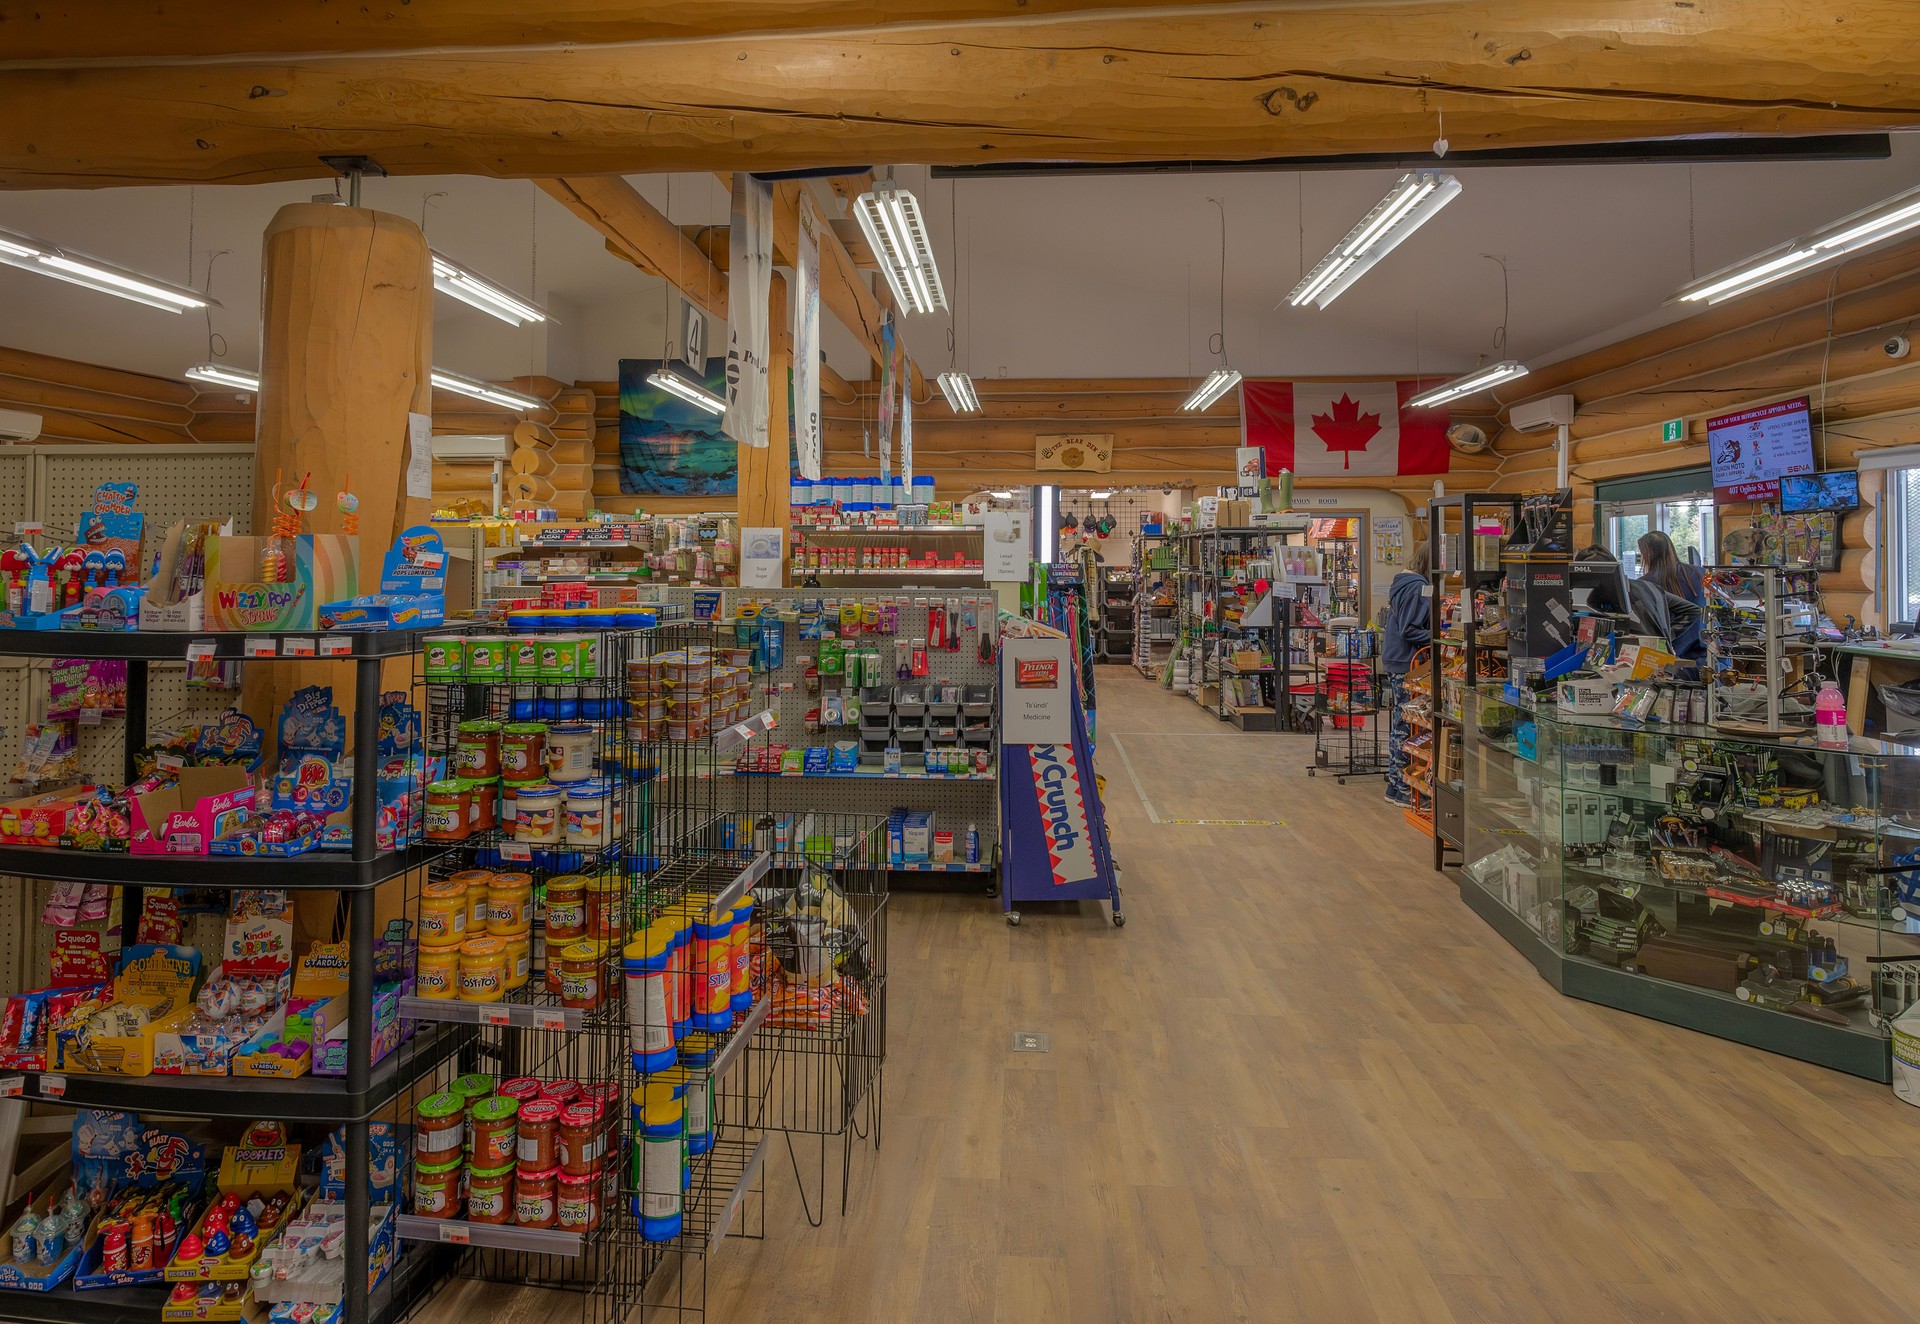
507, 636, 542, 680
423, 635, 464, 681
818, 638, 844, 675
464, 635, 508, 682
539, 635, 583, 682
450, 1072, 497, 1101
579, 633, 601, 679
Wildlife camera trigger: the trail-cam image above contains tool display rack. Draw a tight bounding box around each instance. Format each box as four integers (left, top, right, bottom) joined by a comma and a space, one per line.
1425, 495, 1522, 868
1131, 534, 1177, 679
1704, 565, 1824, 734
398, 620, 780, 1324
1095, 564, 1138, 664
664, 588, 1002, 890
1305, 625, 1386, 780
1456, 687, 1920, 1081
0, 627, 461, 1324
1173, 528, 1308, 724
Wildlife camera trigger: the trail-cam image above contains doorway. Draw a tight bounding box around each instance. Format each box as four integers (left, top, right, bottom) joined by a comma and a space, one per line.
1604, 494, 1715, 576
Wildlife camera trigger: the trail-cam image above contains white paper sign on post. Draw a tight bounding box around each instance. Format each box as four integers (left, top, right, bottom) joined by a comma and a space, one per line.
999, 635, 1073, 745
984, 510, 1029, 583
792, 190, 823, 479
740, 527, 784, 588
723, 173, 774, 449
406, 411, 434, 499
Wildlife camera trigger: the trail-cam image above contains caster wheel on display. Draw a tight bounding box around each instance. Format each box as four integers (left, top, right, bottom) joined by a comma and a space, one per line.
1007, 912, 1021, 926
1112, 913, 1126, 928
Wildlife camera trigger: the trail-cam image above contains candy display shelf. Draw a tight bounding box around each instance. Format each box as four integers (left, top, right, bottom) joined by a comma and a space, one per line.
0, 841, 448, 890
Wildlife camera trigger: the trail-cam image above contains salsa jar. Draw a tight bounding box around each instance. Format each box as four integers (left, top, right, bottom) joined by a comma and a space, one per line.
499, 1076, 543, 1106
543, 875, 589, 943
411, 1156, 463, 1219
513, 1166, 558, 1229
423, 781, 472, 844
556, 1100, 607, 1176
516, 1098, 562, 1171
413, 1092, 466, 1162
557, 940, 606, 1010
556, 1171, 601, 1232
468, 1095, 520, 1169
465, 1162, 515, 1225
454, 719, 503, 779
500, 723, 548, 783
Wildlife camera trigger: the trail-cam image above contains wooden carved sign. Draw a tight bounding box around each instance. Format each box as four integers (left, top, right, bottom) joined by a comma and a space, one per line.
1035, 433, 1113, 473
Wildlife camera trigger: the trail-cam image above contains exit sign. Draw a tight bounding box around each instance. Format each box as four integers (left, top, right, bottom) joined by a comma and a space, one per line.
1661, 418, 1686, 444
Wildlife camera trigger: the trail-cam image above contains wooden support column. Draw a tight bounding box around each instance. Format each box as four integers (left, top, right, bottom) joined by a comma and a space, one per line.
735, 271, 791, 583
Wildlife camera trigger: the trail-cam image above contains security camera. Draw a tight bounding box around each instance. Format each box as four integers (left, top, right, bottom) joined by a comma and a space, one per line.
1886, 334, 1911, 360
0, 407, 42, 442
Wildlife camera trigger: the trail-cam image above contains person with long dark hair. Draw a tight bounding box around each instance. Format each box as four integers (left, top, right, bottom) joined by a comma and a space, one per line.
1636, 530, 1706, 663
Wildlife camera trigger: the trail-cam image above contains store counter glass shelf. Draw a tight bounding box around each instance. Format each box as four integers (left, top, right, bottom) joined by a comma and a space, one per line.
1456, 687, 1920, 1080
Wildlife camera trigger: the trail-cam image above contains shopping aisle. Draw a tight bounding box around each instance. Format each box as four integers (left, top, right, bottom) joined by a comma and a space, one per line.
426, 665, 1920, 1323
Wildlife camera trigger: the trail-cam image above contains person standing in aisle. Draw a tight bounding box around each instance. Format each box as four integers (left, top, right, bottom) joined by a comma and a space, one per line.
1381, 542, 1432, 806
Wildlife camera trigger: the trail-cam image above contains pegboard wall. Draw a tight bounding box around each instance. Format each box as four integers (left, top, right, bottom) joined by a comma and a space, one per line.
32, 444, 255, 538
0, 453, 30, 534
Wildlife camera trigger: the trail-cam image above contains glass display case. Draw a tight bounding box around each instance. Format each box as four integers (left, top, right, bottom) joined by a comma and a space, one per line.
1459, 686, 1920, 1080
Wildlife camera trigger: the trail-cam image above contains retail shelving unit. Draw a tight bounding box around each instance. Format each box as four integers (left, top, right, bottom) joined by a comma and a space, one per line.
1095, 564, 1137, 664
1131, 534, 1176, 679
1306, 625, 1386, 779
1703, 565, 1823, 733
1457, 690, 1920, 1081
0, 627, 446, 1324
790, 524, 984, 588
1425, 495, 1522, 869
1173, 526, 1315, 725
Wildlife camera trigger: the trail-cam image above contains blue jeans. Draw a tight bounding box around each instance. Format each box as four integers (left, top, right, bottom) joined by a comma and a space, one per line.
1384, 672, 1414, 804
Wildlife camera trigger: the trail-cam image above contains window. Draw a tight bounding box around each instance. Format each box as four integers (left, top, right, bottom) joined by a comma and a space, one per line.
1889, 466, 1920, 626
1604, 495, 1714, 577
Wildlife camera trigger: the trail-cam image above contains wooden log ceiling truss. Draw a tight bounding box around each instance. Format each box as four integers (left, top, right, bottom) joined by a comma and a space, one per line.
3, 3, 1918, 187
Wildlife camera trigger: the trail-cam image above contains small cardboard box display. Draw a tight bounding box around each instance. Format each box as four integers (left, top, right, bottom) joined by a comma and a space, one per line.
166, 1129, 303, 1285
0, 783, 104, 845
70, 1109, 210, 1291
0, 1183, 86, 1291
139, 519, 232, 631
202, 532, 359, 633
130, 767, 255, 856
53, 944, 202, 1076
1557, 677, 1616, 714
317, 524, 445, 631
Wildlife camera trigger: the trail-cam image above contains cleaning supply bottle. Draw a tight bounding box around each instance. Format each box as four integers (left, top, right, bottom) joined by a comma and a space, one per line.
1816, 681, 1849, 749
964, 823, 979, 865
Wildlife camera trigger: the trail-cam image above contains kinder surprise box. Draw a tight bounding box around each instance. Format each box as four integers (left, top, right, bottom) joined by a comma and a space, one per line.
203, 533, 358, 632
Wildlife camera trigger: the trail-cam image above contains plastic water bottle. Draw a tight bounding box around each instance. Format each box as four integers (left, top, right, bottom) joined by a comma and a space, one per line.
964, 823, 980, 864
1816, 681, 1849, 750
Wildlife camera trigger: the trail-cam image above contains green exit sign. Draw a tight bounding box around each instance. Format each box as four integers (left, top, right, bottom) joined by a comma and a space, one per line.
1661, 418, 1686, 444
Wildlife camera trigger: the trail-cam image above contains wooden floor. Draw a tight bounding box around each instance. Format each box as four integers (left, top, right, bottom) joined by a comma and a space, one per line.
421, 665, 1920, 1323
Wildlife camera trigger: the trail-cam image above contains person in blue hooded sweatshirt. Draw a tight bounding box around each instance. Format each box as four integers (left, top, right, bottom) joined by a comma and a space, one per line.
1381, 542, 1432, 806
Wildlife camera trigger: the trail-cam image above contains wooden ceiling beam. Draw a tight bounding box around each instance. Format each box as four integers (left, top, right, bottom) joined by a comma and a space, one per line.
1, 1, 1186, 63
9, 4, 1918, 187
538, 177, 727, 321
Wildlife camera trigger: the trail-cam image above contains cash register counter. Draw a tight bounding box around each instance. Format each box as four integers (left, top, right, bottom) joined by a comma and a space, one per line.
1453, 686, 1920, 1080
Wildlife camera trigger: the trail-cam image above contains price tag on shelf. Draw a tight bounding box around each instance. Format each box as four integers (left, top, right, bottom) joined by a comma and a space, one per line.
477, 1006, 511, 1027
533, 1010, 566, 1033
439, 1223, 470, 1245
244, 637, 278, 658
282, 637, 316, 657
319, 635, 354, 657
500, 842, 532, 862
0, 1077, 22, 1099
40, 1075, 66, 1099
186, 640, 217, 663
78, 707, 102, 727
157, 753, 184, 771
13, 522, 42, 538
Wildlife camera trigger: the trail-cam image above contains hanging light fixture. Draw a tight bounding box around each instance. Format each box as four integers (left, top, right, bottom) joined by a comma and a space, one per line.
1286, 172, 1462, 310
647, 363, 727, 415
0, 225, 213, 313
431, 250, 548, 326
1673, 182, 1920, 304
430, 368, 548, 412
854, 179, 947, 315
1183, 199, 1243, 413
936, 371, 980, 413
185, 363, 261, 391
1406, 360, 1530, 408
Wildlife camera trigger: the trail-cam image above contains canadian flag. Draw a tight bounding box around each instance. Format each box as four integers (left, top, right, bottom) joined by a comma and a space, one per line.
1241, 379, 1451, 478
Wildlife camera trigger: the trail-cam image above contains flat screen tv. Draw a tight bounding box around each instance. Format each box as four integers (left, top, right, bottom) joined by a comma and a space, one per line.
1707, 397, 1816, 502
1780, 470, 1860, 513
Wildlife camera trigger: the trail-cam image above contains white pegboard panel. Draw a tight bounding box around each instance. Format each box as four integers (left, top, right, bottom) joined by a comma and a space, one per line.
0, 452, 30, 533
71, 661, 243, 788
34, 444, 255, 536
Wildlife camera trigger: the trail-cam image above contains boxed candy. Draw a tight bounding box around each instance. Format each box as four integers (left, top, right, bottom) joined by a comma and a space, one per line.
53, 944, 202, 1077
70, 1109, 209, 1290
166, 1125, 301, 1287
131, 767, 255, 857
154, 967, 291, 1076
0, 1186, 87, 1292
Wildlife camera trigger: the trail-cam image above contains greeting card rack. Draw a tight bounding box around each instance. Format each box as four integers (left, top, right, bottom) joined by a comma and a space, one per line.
0, 627, 461, 1324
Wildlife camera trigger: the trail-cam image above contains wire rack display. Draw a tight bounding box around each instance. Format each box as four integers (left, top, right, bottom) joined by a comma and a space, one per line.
398, 621, 780, 1324
1132, 534, 1177, 678
1704, 565, 1824, 734
1305, 625, 1387, 780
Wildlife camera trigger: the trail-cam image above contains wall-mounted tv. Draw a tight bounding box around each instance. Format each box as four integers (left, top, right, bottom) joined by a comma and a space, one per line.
1707, 397, 1816, 502
1780, 470, 1860, 513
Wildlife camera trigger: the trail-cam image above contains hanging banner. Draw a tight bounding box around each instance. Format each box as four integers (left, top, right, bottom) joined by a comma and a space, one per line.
722, 173, 773, 449
899, 387, 912, 488
877, 314, 897, 464
1241, 379, 1450, 477
792, 189, 823, 479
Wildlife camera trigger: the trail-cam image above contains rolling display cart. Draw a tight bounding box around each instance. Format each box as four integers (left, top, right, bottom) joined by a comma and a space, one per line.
1307, 625, 1387, 781
1095, 565, 1138, 664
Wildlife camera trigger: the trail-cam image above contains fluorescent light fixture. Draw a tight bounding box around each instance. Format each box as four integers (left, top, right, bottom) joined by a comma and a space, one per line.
989, 490, 1014, 499
646, 363, 727, 416
431, 251, 548, 326
1406, 360, 1530, 408
854, 181, 947, 315
0, 225, 213, 313
430, 368, 548, 412
185, 363, 261, 391
936, 370, 981, 413
1287, 172, 1462, 310
1182, 368, 1242, 412
1675, 182, 1920, 305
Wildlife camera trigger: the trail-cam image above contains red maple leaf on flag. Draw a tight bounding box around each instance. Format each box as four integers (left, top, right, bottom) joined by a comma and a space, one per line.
1310, 393, 1382, 469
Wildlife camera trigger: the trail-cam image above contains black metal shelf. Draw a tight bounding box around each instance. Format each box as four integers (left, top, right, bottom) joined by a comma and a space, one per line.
0, 1281, 168, 1324
5, 1023, 471, 1123
0, 627, 430, 660
0, 842, 449, 890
